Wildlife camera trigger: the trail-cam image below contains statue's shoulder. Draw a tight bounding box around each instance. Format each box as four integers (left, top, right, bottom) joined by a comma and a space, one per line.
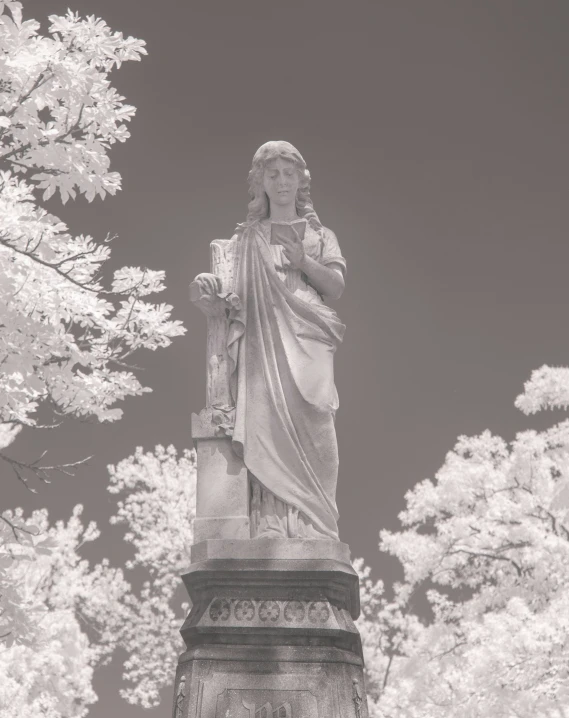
320, 226, 342, 251
321, 225, 338, 239
319, 225, 346, 272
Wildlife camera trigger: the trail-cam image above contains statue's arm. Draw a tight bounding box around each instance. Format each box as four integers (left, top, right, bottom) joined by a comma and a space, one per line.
299, 256, 345, 300
278, 225, 345, 301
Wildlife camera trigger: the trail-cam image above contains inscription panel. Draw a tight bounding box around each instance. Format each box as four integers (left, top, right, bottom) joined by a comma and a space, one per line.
216, 689, 317, 717
196, 668, 340, 718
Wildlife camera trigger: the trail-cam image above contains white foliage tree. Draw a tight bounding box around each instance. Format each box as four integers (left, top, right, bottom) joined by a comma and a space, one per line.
360, 365, 569, 718
107, 444, 196, 708
354, 560, 426, 718
0, 1, 185, 458
0, 3, 188, 713
0, 444, 196, 717
0, 505, 131, 718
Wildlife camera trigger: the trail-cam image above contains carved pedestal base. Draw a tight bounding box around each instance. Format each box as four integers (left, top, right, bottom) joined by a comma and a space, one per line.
172, 540, 369, 718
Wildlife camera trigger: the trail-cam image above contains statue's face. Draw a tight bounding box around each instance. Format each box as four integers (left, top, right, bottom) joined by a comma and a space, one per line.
262, 157, 299, 207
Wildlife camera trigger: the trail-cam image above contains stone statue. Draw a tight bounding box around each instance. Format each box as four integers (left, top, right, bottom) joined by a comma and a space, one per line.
181, 174, 368, 715
191, 140, 346, 541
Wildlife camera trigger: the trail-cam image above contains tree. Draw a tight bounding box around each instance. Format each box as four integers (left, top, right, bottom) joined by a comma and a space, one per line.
107, 444, 196, 708
0, 504, 131, 718
354, 560, 426, 718
360, 365, 569, 718
0, 1, 185, 487
0, 444, 196, 717
0, 3, 188, 709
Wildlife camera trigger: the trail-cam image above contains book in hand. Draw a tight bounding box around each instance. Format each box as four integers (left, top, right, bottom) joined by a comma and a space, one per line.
270, 220, 306, 245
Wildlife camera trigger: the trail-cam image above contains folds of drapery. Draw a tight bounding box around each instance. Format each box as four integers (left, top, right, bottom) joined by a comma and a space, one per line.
227, 222, 345, 540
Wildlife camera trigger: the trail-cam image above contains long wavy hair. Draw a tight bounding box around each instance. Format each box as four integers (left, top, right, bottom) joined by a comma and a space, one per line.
238, 141, 324, 235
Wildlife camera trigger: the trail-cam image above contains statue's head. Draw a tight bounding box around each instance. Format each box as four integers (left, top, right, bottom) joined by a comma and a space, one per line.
245, 140, 321, 229
249, 140, 308, 180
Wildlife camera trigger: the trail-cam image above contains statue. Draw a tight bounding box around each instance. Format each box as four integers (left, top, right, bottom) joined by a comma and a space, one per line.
191, 140, 346, 541
180, 170, 368, 715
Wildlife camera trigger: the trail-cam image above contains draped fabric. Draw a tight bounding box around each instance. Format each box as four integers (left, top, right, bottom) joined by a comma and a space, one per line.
227, 220, 346, 540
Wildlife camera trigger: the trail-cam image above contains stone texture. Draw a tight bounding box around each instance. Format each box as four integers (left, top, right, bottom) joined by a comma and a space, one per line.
189, 239, 250, 544
174, 645, 367, 717
180, 556, 361, 633
189, 238, 238, 409
173, 548, 369, 717
190, 538, 351, 563
192, 436, 249, 543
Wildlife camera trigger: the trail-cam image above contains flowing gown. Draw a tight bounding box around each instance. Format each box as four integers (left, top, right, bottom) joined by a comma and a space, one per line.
227, 218, 346, 540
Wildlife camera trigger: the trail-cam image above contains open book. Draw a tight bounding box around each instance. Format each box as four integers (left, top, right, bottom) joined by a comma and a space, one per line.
270, 219, 307, 245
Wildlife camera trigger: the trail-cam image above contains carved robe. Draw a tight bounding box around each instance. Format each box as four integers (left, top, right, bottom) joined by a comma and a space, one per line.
227, 219, 346, 540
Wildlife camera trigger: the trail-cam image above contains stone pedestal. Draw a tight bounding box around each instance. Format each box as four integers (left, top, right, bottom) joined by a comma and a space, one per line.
173, 539, 369, 718
191, 418, 250, 543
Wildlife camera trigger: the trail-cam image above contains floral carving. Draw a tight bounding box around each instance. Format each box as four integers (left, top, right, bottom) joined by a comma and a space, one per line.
258, 600, 281, 623
234, 599, 255, 621
283, 600, 306, 623
308, 601, 330, 623
209, 598, 231, 621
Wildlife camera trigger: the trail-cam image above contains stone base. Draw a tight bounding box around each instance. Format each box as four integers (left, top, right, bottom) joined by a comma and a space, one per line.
192, 517, 250, 543
172, 540, 369, 717
190, 538, 352, 563
192, 435, 250, 543
175, 644, 367, 717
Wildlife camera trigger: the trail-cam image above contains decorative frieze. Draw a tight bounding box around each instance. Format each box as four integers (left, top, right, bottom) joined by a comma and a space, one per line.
205, 598, 338, 629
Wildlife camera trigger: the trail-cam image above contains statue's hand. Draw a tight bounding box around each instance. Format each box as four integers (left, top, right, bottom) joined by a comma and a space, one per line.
193, 272, 222, 296
278, 225, 306, 269
190, 273, 225, 316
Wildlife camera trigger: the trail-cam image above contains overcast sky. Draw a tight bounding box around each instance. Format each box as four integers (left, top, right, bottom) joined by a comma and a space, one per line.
5, 0, 569, 715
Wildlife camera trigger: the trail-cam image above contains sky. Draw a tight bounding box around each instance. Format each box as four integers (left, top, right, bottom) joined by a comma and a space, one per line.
4, 0, 569, 715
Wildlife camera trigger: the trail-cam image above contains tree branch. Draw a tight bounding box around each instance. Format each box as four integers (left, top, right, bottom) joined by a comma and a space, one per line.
0, 236, 107, 294
0, 451, 92, 490
448, 548, 523, 577
5, 69, 54, 120
1, 513, 39, 541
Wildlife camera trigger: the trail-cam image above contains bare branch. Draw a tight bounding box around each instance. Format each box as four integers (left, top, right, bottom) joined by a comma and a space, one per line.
428, 638, 467, 662
50, 245, 102, 269
382, 652, 394, 692
0, 451, 92, 490
0, 235, 144, 301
